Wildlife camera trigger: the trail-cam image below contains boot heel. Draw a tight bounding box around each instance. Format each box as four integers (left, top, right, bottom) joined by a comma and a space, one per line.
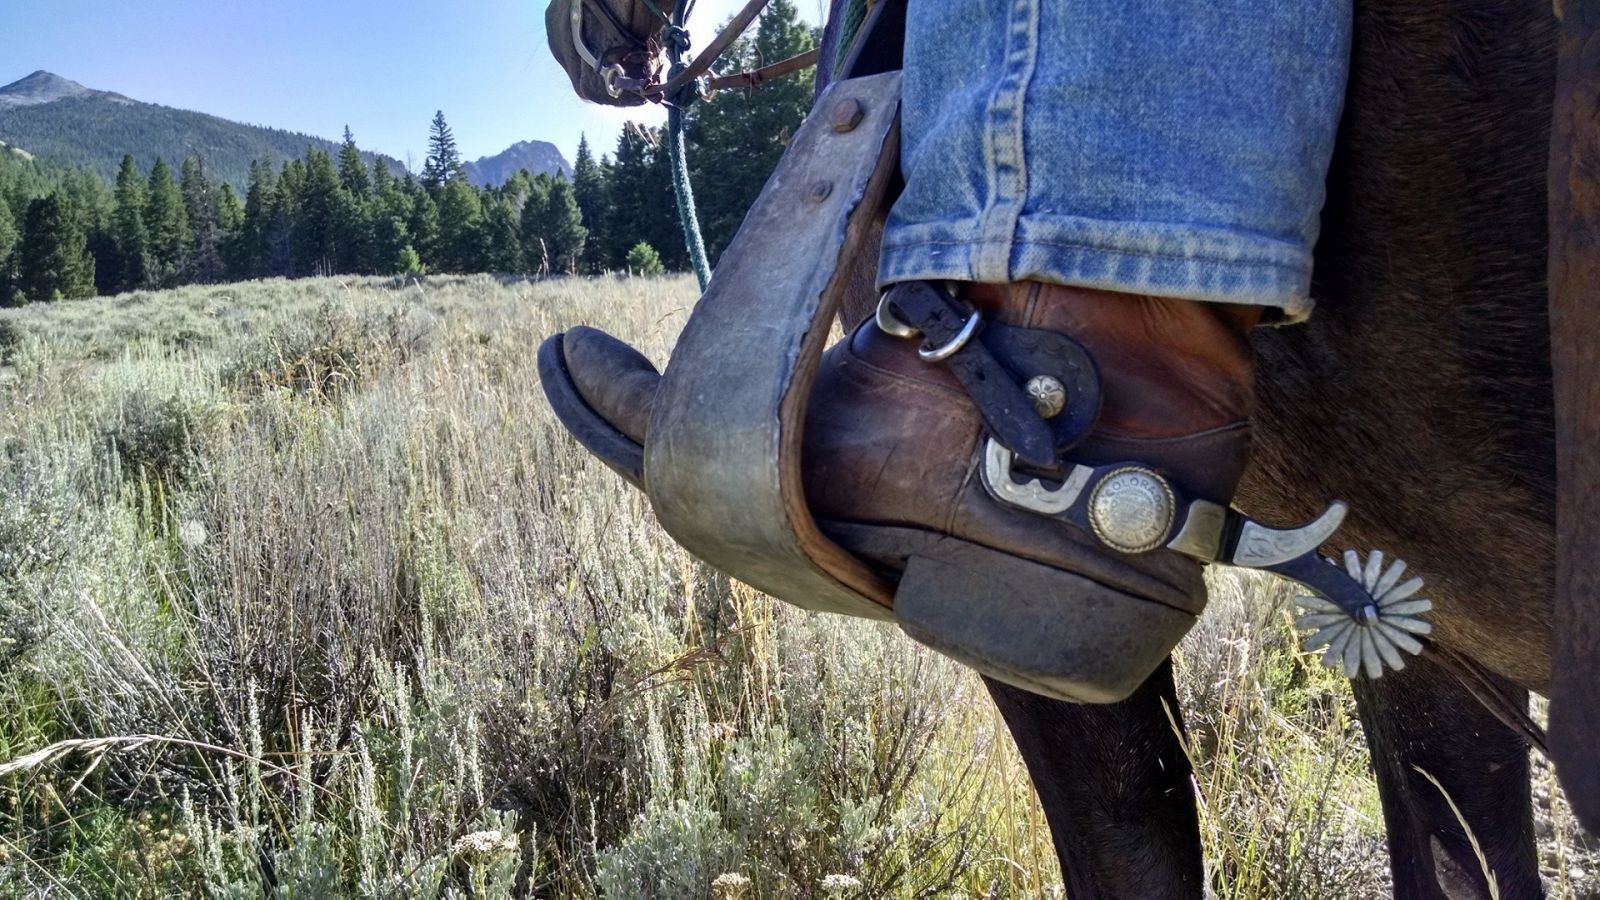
894, 540, 1196, 703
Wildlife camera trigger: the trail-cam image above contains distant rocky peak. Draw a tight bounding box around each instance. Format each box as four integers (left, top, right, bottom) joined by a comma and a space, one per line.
462, 139, 573, 188
0, 70, 132, 108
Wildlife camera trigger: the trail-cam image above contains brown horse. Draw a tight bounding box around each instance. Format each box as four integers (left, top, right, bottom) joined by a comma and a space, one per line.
818, 0, 1584, 895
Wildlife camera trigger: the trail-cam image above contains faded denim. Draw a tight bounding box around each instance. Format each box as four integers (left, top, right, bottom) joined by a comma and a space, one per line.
878, 0, 1351, 319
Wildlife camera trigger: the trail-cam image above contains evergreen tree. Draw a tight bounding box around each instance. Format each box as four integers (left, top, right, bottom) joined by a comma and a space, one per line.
233, 159, 276, 278
17, 193, 95, 302
60, 166, 116, 295
110, 154, 152, 292
481, 194, 523, 273
338, 126, 371, 198
542, 177, 588, 275
290, 149, 344, 275
421, 111, 463, 191
572, 135, 610, 272
371, 211, 415, 275
0, 196, 17, 298
518, 175, 553, 275
371, 156, 393, 196
625, 241, 665, 276
144, 157, 191, 287
687, 0, 816, 262
605, 124, 672, 268
215, 182, 245, 279
434, 178, 483, 272
405, 178, 440, 268
216, 183, 244, 233
180, 156, 225, 283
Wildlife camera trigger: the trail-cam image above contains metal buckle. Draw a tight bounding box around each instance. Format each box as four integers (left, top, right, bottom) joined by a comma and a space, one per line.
980, 439, 1092, 514
601, 64, 627, 98
874, 291, 918, 338
917, 310, 981, 362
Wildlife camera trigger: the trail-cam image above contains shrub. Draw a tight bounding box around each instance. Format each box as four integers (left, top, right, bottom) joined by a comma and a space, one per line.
107, 383, 225, 482
626, 241, 666, 277
224, 298, 433, 399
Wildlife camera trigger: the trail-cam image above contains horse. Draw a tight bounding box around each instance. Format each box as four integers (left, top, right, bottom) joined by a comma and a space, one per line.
818, 0, 1579, 894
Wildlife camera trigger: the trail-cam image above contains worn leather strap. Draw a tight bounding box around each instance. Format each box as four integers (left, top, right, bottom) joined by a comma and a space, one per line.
883, 281, 1060, 467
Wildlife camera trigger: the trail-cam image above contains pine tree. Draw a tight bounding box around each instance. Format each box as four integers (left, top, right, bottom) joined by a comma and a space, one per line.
216, 183, 244, 233
572, 135, 609, 272
234, 159, 276, 278
111, 154, 152, 292
605, 124, 669, 268
435, 178, 483, 272
371, 156, 393, 196
625, 241, 665, 276
405, 178, 440, 268
421, 111, 463, 191
338, 126, 371, 198
144, 158, 191, 287
17, 193, 95, 302
216, 182, 245, 279
0, 196, 17, 299
518, 175, 553, 275
291, 149, 344, 275
481, 195, 523, 273
542, 177, 588, 275
686, 0, 816, 263
180, 156, 225, 283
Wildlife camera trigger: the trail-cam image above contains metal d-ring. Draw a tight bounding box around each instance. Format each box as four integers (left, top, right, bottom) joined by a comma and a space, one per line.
874, 291, 918, 338
918, 310, 981, 362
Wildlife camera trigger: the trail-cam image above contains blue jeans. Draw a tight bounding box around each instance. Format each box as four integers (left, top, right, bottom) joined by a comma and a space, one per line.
878, 0, 1351, 320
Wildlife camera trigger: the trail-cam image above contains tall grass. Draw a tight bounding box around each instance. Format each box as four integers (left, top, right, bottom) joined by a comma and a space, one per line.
0, 275, 1592, 897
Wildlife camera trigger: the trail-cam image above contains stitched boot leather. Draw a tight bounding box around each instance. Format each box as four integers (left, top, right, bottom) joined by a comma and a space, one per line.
800, 284, 1256, 694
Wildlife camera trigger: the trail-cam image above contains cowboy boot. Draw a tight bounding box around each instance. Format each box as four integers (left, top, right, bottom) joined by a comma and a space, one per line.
548, 280, 1256, 702
801, 282, 1256, 701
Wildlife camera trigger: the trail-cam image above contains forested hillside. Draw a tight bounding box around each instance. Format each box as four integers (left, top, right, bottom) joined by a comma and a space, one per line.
0, 84, 406, 190
0, 0, 817, 305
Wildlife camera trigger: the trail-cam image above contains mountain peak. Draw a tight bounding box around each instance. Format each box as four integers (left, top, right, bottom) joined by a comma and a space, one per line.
0, 71, 89, 105
463, 140, 572, 188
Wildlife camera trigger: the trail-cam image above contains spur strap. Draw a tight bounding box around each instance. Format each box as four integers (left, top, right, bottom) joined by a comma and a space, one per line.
878, 281, 1097, 468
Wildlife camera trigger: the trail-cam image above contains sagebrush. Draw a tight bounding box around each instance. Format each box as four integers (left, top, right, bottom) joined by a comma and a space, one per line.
0, 275, 1592, 898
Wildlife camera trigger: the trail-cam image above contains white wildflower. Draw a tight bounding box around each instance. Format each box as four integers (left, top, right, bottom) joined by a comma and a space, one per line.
451, 829, 517, 859
820, 873, 862, 896
711, 872, 752, 899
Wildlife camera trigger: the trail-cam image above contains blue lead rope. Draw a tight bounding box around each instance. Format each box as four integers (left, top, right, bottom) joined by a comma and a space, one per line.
664, 15, 713, 290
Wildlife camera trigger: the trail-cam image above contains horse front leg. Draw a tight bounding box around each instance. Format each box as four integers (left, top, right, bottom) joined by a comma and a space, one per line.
983, 660, 1204, 899
1352, 652, 1542, 899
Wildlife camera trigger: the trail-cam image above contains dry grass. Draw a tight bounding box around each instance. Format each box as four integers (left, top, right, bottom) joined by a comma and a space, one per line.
0, 274, 1593, 897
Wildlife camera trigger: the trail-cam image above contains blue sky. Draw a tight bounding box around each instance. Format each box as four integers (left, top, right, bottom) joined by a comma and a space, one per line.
1, 0, 822, 168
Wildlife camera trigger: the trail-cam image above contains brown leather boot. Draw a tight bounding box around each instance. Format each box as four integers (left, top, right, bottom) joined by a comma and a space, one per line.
548, 281, 1257, 702
801, 282, 1256, 701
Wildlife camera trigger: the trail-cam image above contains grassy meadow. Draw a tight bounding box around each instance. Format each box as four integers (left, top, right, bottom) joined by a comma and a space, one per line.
0, 274, 1594, 897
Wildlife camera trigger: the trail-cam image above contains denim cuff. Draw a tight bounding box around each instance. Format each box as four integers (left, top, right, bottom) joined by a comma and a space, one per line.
879, 213, 1316, 322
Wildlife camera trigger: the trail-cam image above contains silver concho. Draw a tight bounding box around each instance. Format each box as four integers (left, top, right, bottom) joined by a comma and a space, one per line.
1088, 467, 1176, 554
1025, 375, 1067, 419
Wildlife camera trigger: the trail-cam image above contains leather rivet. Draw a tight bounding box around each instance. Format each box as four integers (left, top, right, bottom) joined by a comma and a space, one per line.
1025, 375, 1067, 419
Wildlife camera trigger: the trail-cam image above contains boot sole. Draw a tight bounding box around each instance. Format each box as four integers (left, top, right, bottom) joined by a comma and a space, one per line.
537, 333, 646, 490
822, 521, 1196, 703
